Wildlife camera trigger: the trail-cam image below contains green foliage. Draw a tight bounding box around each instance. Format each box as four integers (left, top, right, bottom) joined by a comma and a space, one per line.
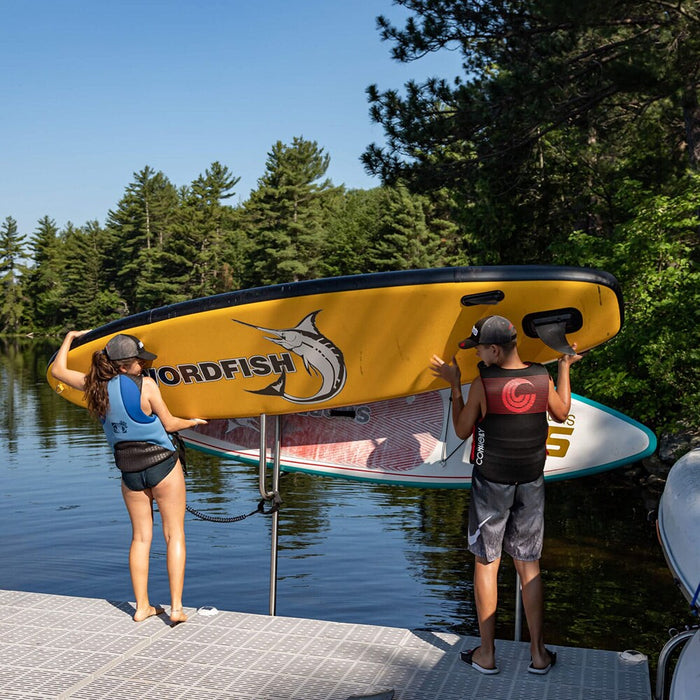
106, 166, 180, 313
22, 216, 65, 332
180, 162, 242, 298
552, 175, 699, 430
241, 137, 341, 286
367, 184, 461, 270
60, 222, 126, 328
366, 1, 700, 185
319, 187, 385, 277
364, 0, 700, 266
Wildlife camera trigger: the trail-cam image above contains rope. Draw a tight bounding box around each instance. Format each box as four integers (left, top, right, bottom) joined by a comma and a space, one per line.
441, 439, 466, 465
185, 498, 279, 523
441, 394, 466, 465
172, 431, 282, 524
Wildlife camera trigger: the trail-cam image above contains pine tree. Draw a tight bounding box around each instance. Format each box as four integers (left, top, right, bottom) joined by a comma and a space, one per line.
362, 1, 700, 262
182, 161, 242, 297
364, 1, 700, 185
106, 166, 179, 312
61, 222, 126, 328
319, 187, 385, 276
366, 185, 460, 271
242, 137, 340, 286
23, 216, 65, 331
0, 216, 28, 333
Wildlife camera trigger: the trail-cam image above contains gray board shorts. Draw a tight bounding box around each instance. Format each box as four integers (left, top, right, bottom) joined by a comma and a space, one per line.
468, 468, 545, 563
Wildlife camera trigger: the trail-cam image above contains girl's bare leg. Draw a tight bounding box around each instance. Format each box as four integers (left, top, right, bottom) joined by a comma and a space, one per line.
152, 462, 188, 623
121, 483, 162, 621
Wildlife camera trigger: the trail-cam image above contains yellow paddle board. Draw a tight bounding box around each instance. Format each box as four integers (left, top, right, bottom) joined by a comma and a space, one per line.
47, 266, 623, 419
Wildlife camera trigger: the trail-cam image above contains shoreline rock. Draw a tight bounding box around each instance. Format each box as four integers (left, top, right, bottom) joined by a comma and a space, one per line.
642, 429, 700, 479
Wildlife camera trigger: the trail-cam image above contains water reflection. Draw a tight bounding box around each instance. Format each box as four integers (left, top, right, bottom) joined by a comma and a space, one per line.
0, 340, 692, 672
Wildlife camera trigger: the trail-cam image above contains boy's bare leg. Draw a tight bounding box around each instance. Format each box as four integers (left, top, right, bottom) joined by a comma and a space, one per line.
471, 556, 500, 669
513, 558, 551, 668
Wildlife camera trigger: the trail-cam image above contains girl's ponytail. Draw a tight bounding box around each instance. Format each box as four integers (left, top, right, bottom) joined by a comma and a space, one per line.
84, 350, 118, 418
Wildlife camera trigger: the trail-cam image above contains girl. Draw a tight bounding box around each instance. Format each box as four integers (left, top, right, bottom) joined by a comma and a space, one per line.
51, 330, 206, 624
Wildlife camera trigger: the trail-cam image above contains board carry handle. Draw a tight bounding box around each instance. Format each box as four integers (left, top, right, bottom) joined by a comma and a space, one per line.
461, 290, 505, 306
329, 408, 356, 418
522, 308, 583, 355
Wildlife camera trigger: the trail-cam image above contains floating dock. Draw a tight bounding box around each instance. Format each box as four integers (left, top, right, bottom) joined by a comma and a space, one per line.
1, 589, 650, 699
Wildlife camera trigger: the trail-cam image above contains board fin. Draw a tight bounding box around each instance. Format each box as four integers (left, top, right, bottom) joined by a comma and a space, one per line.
532, 319, 576, 355
522, 308, 582, 355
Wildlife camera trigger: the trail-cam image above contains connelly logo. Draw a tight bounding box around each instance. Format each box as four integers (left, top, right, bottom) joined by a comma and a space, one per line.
474, 426, 486, 465
501, 378, 537, 413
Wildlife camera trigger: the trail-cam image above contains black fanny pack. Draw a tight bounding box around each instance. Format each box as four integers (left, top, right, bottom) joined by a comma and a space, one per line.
113, 441, 176, 473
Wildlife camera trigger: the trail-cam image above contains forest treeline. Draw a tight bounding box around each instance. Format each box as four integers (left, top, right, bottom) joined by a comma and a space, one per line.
1, 1, 697, 432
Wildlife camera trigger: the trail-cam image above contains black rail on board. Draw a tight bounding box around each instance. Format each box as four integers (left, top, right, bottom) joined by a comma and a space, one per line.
63, 265, 624, 353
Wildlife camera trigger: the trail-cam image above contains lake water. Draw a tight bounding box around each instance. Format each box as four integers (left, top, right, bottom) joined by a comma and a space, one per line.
0, 339, 691, 672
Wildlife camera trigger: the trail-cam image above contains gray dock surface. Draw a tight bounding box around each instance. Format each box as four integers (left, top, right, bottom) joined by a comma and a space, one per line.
1, 589, 651, 699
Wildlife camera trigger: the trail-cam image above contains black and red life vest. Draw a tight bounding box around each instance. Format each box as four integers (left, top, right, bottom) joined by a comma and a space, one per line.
471, 362, 550, 484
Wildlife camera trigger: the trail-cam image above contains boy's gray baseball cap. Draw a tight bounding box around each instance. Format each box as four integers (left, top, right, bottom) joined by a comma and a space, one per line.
459, 316, 517, 349
104, 334, 157, 361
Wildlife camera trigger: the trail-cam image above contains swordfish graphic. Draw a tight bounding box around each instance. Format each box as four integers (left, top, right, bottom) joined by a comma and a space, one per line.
233, 310, 347, 405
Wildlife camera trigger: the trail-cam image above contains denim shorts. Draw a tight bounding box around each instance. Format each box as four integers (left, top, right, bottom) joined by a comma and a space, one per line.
121, 452, 178, 491
467, 469, 545, 563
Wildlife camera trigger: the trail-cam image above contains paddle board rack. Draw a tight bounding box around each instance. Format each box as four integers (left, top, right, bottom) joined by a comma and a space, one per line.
255, 410, 530, 637
254, 410, 528, 639
258, 413, 283, 616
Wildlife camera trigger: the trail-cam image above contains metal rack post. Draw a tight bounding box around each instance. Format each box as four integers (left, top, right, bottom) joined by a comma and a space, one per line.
257, 414, 283, 616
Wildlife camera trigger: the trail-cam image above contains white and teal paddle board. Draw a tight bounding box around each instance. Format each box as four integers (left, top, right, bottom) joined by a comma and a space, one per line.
181, 388, 656, 488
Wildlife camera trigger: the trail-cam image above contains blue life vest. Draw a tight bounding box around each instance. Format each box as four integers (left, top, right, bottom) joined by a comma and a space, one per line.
102, 375, 173, 452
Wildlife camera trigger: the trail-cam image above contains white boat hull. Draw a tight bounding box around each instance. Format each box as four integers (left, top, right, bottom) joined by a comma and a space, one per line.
670, 627, 700, 700
657, 449, 700, 609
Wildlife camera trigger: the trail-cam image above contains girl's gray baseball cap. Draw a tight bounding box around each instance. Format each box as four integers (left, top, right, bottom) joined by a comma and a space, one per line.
459, 316, 517, 349
104, 334, 157, 361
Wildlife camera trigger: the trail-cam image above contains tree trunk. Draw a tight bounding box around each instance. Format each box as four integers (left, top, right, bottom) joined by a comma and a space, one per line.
683, 86, 700, 171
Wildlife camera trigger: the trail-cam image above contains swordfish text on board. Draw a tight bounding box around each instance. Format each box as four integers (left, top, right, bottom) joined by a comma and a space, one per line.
144, 310, 348, 407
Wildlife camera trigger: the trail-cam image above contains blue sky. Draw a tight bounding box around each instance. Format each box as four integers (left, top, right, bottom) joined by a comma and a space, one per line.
1, 1, 462, 237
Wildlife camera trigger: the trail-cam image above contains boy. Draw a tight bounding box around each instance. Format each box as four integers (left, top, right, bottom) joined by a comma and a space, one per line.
430, 315, 581, 675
